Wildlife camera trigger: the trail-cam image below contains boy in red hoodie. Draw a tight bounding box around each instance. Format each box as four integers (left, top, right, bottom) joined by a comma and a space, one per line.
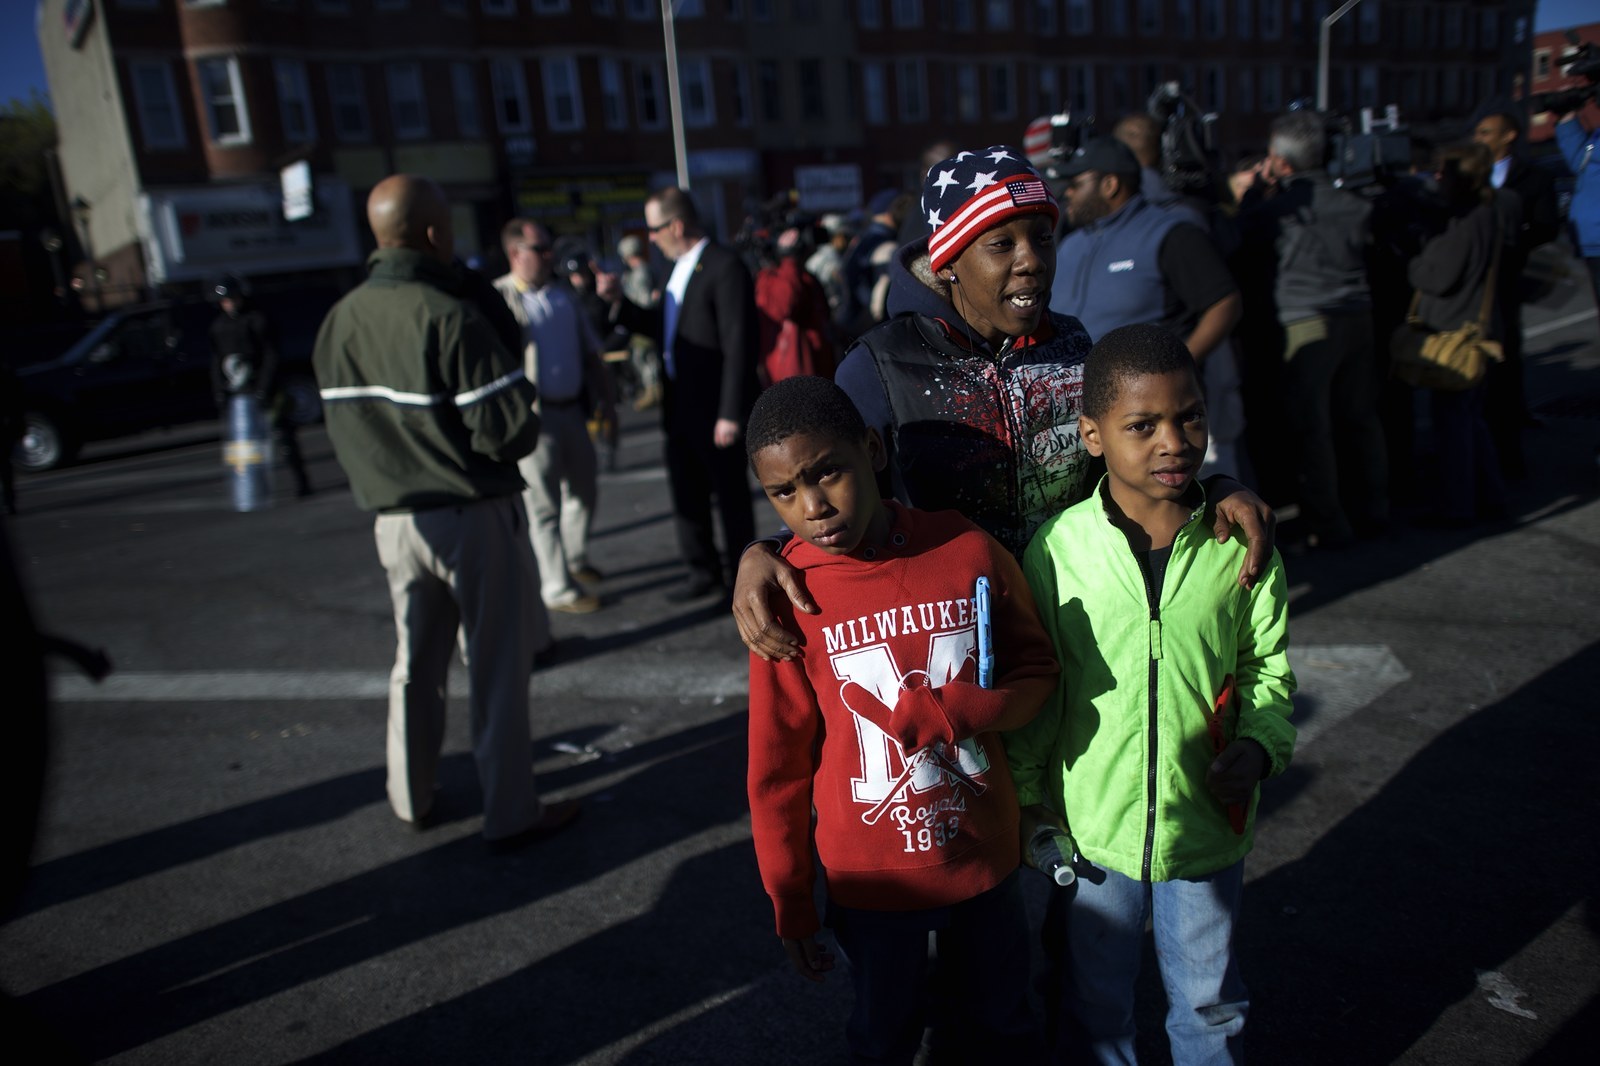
745, 375, 1060, 1063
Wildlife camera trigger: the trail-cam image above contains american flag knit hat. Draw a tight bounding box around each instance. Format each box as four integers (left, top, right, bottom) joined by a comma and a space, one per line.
923, 145, 1059, 275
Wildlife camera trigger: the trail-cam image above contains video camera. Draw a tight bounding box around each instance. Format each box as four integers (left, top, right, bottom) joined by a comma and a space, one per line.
1288, 99, 1412, 189
735, 191, 814, 268
1031, 107, 1096, 191
1147, 82, 1219, 197
1527, 33, 1600, 116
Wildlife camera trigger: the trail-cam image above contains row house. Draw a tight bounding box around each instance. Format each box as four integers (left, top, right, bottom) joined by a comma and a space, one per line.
38, 0, 1529, 301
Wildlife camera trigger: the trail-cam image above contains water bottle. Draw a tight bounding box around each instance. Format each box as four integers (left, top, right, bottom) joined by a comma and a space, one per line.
1027, 824, 1077, 887
224, 393, 273, 512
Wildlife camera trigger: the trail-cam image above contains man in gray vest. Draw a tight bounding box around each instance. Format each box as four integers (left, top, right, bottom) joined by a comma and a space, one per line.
1050, 138, 1244, 474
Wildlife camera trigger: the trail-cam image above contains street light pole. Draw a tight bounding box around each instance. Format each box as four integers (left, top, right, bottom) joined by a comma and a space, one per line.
660, 1, 691, 190
1317, 0, 1365, 113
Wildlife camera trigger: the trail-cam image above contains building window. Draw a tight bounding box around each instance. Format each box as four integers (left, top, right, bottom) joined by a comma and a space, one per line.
859, 0, 883, 27
1035, 64, 1059, 113
862, 61, 888, 124
1480, 10, 1498, 49
1205, 63, 1225, 110
1237, 68, 1253, 113
197, 56, 252, 146
950, 0, 975, 30
758, 59, 782, 122
1358, 0, 1379, 43
1356, 64, 1382, 107
1202, 0, 1223, 37
636, 62, 666, 129
313, 0, 352, 11
275, 59, 315, 143
1442, 7, 1461, 48
1260, 64, 1280, 112
599, 58, 627, 129
533, 0, 570, 11
1031, 0, 1056, 34
796, 59, 824, 120
1069, 63, 1093, 116
1106, 0, 1129, 36
482, 0, 514, 14
990, 64, 1014, 119
891, 0, 922, 28
626, 0, 652, 16
1533, 50, 1551, 80
451, 62, 481, 136
327, 64, 371, 141
1235, 0, 1251, 39
898, 58, 926, 121
1177, 0, 1195, 37
593, 0, 615, 13
1512, 16, 1526, 45
542, 56, 584, 131
987, 0, 1012, 32
373, 0, 410, 9
1109, 65, 1129, 112
1403, 7, 1422, 48
490, 58, 531, 133
386, 62, 429, 139
794, 0, 820, 20
128, 60, 186, 150
679, 57, 717, 127
750, 0, 773, 19
1440, 66, 1459, 107
731, 62, 751, 126
954, 64, 979, 121
1259, 0, 1280, 40
1066, 0, 1090, 34
1137, 0, 1160, 35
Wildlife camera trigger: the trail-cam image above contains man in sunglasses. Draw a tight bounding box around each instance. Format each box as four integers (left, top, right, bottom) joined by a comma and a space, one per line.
494, 219, 616, 615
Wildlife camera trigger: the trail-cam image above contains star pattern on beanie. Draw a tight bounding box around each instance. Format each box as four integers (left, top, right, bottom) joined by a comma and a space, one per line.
922, 144, 1059, 275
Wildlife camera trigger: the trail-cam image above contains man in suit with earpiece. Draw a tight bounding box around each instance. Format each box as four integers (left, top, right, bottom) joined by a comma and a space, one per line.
599, 187, 760, 602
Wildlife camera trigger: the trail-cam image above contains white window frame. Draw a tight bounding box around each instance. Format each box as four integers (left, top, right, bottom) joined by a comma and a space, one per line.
599, 57, 628, 130
275, 59, 316, 144
327, 63, 372, 142
678, 57, 716, 128
387, 62, 429, 139
542, 55, 584, 131
862, 60, 888, 125
451, 62, 481, 137
490, 58, 532, 133
128, 59, 186, 150
897, 57, 926, 121
197, 56, 253, 146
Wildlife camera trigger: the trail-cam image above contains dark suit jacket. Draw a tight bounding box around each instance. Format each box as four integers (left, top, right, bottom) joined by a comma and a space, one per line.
616, 239, 759, 429
1504, 156, 1561, 261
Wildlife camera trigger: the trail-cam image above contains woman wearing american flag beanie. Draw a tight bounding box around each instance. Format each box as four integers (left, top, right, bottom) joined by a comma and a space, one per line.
734, 144, 1274, 630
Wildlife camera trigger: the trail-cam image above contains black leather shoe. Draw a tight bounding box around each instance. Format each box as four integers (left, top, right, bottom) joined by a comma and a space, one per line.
486, 799, 581, 854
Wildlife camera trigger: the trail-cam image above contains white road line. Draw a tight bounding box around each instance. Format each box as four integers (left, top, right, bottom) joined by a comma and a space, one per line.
1525, 308, 1599, 339
46, 645, 1408, 750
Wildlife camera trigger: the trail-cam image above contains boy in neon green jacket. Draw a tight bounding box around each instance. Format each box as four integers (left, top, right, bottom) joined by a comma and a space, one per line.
1004, 324, 1296, 1064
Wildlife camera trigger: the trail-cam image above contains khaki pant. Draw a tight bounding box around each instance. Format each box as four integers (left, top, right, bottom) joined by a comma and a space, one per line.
374, 495, 548, 840
517, 402, 598, 607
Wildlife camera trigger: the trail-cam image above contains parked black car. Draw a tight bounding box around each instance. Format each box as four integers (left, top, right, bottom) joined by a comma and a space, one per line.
11, 288, 339, 472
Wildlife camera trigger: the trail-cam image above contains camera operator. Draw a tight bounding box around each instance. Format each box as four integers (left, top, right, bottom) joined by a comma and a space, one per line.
1238, 110, 1388, 549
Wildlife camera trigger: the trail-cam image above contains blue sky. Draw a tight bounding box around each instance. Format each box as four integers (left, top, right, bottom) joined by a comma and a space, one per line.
2, 0, 1596, 111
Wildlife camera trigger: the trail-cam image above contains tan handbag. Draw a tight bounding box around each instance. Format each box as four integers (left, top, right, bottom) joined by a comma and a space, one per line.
1389, 215, 1504, 391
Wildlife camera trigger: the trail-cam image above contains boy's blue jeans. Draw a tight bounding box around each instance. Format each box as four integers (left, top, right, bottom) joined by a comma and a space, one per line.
828, 870, 1043, 1065
1050, 860, 1247, 1065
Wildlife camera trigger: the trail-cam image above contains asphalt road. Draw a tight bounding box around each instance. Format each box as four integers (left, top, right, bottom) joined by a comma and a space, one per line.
2, 251, 1598, 1065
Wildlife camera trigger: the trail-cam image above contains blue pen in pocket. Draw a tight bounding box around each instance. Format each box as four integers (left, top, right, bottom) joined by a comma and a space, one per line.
975, 576, 993, 689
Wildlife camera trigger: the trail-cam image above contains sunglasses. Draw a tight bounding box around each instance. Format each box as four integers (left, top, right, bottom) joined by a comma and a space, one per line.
647, 217, 678, 233
516, 242, 554, 255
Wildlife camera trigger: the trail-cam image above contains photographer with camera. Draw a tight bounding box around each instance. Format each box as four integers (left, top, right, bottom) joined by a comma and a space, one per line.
1552, 106, 1600, 310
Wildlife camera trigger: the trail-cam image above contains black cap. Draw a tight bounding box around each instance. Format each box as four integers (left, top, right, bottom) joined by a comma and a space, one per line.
214, 274, 245, 300
1059, 137, 1141, 180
